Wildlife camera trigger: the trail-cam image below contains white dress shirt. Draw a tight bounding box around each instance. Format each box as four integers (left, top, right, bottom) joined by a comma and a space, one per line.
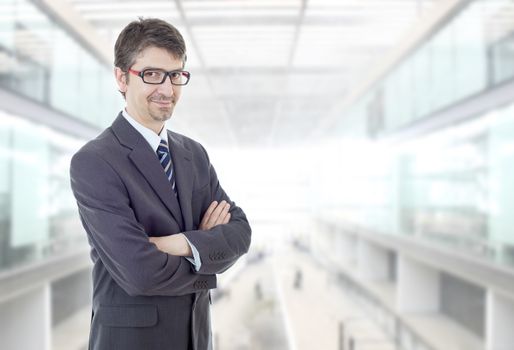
122, 109, 202, 271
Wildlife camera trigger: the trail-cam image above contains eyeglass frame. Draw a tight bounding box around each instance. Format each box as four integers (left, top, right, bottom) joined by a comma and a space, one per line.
127, 68, 191, 86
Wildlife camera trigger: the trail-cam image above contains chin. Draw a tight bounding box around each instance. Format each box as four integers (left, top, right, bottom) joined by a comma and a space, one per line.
163, 110, 173, 120
150, 115, 172, 122
150, 109, 173, 122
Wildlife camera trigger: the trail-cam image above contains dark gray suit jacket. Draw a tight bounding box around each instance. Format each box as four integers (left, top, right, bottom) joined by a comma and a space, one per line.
70, 113, 251, 350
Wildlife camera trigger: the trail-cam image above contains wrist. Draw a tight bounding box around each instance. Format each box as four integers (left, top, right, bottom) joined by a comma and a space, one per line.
179, 234, 193, 257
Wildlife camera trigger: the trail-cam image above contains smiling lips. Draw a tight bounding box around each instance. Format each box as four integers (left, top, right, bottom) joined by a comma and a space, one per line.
150, 98, 173, 107
153, 100, 171, 106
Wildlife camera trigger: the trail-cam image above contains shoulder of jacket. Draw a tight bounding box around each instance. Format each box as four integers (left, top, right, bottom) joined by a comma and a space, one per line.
168, 130, 205, 151
74, 127, 122, 160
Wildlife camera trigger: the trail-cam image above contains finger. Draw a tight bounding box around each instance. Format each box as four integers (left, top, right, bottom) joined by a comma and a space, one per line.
200, 201, 218, 227
212, 202, 230, 225
200, 202, 217, 230
215, 203, 230, 225
207, 200, 228, 227
223, 212, 231, 224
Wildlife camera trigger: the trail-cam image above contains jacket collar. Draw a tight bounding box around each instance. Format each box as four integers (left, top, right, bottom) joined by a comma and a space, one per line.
111, 113, 190, 229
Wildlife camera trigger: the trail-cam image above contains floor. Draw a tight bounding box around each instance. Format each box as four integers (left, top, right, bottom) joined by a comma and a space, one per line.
211, 245, 397, 350
52, 245, 398, 350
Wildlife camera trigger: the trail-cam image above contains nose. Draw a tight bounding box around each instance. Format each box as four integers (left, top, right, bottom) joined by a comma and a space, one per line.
156, 74, 174, 96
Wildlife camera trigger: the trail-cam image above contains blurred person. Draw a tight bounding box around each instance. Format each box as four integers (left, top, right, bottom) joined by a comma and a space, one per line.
293, 268, 303, 290
70, 18, 251, 350
254, 280, 262, 300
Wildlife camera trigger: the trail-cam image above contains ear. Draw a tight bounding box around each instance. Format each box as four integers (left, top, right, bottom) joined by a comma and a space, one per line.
114, 67, 127, 93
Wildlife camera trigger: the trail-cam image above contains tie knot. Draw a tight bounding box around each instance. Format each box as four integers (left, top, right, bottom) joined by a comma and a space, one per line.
157, 139, 169, 154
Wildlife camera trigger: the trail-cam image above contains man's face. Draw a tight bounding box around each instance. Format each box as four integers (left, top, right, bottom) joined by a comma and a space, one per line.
115, 46, 184, 127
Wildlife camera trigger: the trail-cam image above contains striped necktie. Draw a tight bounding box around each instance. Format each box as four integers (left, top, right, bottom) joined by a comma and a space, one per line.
157, 139, 177, 196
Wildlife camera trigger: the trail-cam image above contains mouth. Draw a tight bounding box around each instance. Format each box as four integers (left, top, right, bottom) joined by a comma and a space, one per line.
150, 100, 173, 108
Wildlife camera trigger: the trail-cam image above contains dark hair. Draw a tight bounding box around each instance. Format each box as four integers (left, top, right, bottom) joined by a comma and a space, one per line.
114, 17, 187, 97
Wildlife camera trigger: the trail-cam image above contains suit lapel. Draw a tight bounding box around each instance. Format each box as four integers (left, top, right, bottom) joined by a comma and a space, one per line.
168, 132, 194, 231
129, 147, 184, 228
111, 114, 184, 228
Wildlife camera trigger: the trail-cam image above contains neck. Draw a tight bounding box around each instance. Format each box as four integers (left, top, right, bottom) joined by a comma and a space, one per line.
126, 107, 164, 135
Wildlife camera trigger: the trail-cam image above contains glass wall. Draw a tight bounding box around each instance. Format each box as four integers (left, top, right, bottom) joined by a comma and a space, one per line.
0, 0, 123, 273
398, 130, 488, 252
0, 111, 87, 272
322, 0, 514, 268
336, 0, 514, 138
0, 0, 121, 129
320, 99, 514, 269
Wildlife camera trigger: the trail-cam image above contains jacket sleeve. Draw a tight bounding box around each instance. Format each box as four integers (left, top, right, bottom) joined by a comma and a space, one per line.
182, 148, 252, 275
70, 149, 215, 296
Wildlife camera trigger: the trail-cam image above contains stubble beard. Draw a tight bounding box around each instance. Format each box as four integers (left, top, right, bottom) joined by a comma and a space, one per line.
149, 108, 173, 122
148, 95, 175, 122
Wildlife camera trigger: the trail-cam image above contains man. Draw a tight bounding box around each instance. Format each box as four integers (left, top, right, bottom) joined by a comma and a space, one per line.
70, 18, 251, 350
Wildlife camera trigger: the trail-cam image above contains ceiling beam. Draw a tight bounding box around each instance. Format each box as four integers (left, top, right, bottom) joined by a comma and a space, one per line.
0, 87, 100, 140
39, 0, 113, 65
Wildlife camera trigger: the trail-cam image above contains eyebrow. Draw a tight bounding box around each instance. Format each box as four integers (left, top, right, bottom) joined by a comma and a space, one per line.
140, 66, 184, 71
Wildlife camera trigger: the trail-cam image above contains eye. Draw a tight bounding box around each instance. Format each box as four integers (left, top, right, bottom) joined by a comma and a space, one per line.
144, 70, 161, 78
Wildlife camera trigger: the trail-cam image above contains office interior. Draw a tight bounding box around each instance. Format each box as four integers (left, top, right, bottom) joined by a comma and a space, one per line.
1, 0, 514, 349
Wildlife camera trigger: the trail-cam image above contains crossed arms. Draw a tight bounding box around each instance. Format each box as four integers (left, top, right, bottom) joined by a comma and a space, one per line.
70, 148, 251, 297
149, 200, 231, 256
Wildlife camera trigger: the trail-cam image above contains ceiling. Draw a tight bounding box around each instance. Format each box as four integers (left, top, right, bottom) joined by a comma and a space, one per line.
66, 0, 439, 148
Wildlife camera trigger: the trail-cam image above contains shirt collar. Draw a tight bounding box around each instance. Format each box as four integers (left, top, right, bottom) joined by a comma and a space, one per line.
122, 109, 168, 152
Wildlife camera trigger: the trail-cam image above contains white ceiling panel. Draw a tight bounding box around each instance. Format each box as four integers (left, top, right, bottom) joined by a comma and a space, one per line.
193, 25, 295, 67
62, 0, 440, 148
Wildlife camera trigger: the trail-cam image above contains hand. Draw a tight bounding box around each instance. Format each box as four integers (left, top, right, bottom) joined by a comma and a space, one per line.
149, 233, 192, 257
199, 200, 231, 230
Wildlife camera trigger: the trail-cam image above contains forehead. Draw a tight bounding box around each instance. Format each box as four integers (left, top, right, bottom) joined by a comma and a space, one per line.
133, 46, 183, 70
